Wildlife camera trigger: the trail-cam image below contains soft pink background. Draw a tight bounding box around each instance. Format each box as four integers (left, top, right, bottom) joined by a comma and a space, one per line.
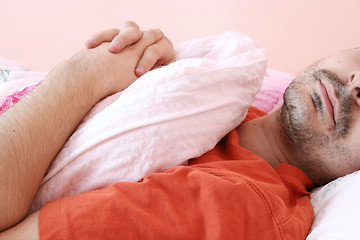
0, 0, 359, 75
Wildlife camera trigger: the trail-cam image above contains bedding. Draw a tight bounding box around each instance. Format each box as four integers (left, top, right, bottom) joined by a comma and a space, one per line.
1, 32, 359, 238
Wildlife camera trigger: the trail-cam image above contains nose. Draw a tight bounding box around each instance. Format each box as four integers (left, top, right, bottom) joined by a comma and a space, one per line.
348, 71, 360, 106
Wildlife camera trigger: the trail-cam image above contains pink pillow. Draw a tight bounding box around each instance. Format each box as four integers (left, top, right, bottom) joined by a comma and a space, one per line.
253, 68, 294, 112
0, 56, 46, 110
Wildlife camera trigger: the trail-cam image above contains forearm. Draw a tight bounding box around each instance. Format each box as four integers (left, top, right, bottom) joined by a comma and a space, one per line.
0, 58, 100, 231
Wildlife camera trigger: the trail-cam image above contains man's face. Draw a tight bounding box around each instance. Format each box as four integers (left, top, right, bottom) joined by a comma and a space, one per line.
279, 48, 360, 185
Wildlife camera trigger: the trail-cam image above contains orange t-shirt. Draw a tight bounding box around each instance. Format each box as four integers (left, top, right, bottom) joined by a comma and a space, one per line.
39, 107, 314, 239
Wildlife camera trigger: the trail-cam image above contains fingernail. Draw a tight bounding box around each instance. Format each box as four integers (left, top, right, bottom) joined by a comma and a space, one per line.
85, 38, 95, 47
135, 66, 145, 76
108, 43, 119, 52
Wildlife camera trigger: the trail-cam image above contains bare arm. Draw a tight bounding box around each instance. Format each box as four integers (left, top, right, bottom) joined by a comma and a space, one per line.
0, 58, 100, 230
0, 212, 39, 240
0, 27, 174, 232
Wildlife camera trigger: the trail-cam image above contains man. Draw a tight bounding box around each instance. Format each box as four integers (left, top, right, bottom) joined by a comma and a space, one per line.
0, 21, 359, 238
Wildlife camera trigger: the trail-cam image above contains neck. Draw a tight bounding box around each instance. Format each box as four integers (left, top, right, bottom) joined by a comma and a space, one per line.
236, 110, 290, 168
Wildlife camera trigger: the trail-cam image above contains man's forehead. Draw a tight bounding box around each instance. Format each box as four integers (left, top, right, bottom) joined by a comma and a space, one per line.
317, 48, 360, 66
335, 47, 360, 58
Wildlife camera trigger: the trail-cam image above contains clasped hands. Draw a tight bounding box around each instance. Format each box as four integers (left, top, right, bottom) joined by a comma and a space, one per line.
73, 21, 175, 100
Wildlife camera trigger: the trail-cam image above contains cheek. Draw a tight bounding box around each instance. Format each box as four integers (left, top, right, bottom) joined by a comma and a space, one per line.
345, 121, 360, 150
324, 138, 360, 177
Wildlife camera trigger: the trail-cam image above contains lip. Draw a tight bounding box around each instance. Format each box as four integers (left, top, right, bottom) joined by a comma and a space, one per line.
319, 80, 338, 126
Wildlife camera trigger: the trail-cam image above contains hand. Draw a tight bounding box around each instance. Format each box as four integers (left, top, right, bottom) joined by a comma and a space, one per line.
73, 27, 173, 99
85, 21, 176, 77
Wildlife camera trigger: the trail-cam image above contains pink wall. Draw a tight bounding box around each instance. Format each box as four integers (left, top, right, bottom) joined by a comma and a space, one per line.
1, 0, 359, 75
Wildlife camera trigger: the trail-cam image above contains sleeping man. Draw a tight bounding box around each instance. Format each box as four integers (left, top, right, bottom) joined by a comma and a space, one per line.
0, 21, 360, 239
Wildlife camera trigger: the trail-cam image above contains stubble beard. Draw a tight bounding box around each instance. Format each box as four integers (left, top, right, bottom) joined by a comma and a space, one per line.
277, 69, 353, 185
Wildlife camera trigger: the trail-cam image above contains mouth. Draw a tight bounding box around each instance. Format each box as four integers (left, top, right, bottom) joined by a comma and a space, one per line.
319, 80, 338, 126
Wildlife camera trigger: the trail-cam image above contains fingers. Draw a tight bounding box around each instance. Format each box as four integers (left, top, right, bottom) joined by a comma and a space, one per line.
108, 21, 142, 53
85, 21, 142, 53
85, 28, 120, 48
135, 35, 175, 77
134, 28, 164, 49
